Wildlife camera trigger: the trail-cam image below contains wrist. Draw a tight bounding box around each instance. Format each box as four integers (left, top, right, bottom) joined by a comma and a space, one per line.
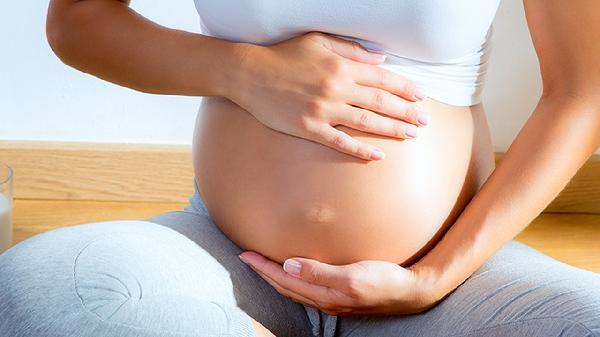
219, 42, 267, 104
408, 212, 489, 305
411, 262, 451, 305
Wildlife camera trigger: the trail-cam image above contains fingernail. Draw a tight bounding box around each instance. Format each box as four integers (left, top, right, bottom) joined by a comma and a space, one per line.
406, 125, 418, 138
418, 112, 430, 126
367, 49, 387, 62
375, 54, 387, 62
283, 259, 302, 277
238, 254, 249, 265
414, 87, 427, 100
370, 148, 386, 160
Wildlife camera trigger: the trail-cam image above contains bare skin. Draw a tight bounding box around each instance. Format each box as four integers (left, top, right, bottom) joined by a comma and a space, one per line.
46, 1, 428, 161
46, 0, 600, 334
193, 93, 494, 267
237, 0, 600, 318
252, 320, 276, 337
46, 1, 434, 335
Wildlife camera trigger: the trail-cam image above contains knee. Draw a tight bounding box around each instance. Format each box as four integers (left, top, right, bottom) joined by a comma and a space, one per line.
562, 286, 600, 335
0, 220, 177, 278
0, 220, 190, 336
526, 272, 600, 336
472, 316, 600, 337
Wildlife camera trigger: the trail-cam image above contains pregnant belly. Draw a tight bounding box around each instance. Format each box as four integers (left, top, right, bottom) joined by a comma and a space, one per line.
193, 95, 495, 266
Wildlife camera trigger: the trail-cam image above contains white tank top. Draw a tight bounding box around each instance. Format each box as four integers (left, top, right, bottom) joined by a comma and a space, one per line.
193, 0, 502, 106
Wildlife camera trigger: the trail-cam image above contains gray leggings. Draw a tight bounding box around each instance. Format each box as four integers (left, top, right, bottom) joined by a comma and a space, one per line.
1, 180, 599, 337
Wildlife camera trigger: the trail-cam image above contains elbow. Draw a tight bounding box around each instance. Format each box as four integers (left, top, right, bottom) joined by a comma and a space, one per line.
541, 73, 600, 108
540, 84, 600, 142
46, 1, 89, 68
46, 6, 73, 66
46, 25, 67, 64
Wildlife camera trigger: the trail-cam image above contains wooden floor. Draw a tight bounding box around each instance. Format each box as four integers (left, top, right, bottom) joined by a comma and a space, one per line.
9, 198, 600, 273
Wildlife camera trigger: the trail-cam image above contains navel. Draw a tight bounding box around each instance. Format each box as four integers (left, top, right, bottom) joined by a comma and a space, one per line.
304, 203, 337, 224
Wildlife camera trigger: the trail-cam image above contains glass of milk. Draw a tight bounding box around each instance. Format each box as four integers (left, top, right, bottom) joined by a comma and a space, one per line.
0, 161, 13, 254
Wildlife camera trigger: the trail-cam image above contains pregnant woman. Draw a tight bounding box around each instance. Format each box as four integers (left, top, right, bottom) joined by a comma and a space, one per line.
1, 0, 600, 336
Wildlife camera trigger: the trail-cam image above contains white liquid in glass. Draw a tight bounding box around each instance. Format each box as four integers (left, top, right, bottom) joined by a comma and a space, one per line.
0, 193, 12, 253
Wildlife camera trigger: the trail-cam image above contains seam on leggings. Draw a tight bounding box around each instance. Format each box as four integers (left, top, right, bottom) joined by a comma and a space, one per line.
211, 301, 234, 335
441, 316, 598, 337
73, 234, 113, 321
71, 231, 241, 337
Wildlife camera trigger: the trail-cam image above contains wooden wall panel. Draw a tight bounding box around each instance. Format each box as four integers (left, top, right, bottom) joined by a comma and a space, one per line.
495, 153, 600, 214
1, 141, 598, 212
0, 141, 194, 202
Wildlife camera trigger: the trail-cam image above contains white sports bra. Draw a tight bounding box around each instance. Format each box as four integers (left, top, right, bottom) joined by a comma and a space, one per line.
193, 0, 502, 106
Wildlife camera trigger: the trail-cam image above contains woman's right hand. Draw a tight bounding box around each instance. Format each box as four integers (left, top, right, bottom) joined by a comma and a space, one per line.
228, 31, 430, 161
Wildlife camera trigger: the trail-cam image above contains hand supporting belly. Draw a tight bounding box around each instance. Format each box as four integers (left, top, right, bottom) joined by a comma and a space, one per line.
193, 96, 495, 266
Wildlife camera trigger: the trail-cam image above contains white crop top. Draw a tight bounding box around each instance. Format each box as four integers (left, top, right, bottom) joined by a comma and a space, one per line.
193, 0, 502, 106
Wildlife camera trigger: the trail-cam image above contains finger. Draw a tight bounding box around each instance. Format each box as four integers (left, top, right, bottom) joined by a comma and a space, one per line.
252, 266, 354, 316
306, 32, 387, 65
284, 258, 361, 291
309, 124, 386, 161
351, 63, 427, 102
249, 264, 321, 308
241, 251, 348, 305
331, 105, 419, 139
345, 85, 429, 127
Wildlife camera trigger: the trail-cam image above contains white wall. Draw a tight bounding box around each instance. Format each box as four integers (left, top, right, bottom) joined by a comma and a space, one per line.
1, 0, 599, 154
0, 1, 200, 145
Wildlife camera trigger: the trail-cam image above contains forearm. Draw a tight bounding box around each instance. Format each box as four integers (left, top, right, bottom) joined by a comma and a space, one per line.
415, 94, 600, 302
46, 0, 252, 97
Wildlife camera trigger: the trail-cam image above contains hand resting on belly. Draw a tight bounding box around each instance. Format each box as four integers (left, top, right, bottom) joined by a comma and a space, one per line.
193, 94, 495, 267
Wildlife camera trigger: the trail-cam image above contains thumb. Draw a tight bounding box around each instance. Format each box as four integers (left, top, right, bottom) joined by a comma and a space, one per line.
283, 257, 352, 288
318, 34, 387, 65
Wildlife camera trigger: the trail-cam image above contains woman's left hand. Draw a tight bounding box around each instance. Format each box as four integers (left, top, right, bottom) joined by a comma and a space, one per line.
238, 251, 440, 316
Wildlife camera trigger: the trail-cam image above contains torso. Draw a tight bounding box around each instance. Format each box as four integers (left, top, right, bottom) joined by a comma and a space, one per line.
191, 0, 501, 266
192, 96, 495, 266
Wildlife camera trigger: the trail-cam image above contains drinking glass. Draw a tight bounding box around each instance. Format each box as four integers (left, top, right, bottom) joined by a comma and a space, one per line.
0, 161, 13, 254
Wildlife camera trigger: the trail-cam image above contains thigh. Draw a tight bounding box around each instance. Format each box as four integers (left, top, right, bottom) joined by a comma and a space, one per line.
146, 210, 314, 337
0, 220, 256, 337
0, 216, 312, 337
334, 240, 600, 337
